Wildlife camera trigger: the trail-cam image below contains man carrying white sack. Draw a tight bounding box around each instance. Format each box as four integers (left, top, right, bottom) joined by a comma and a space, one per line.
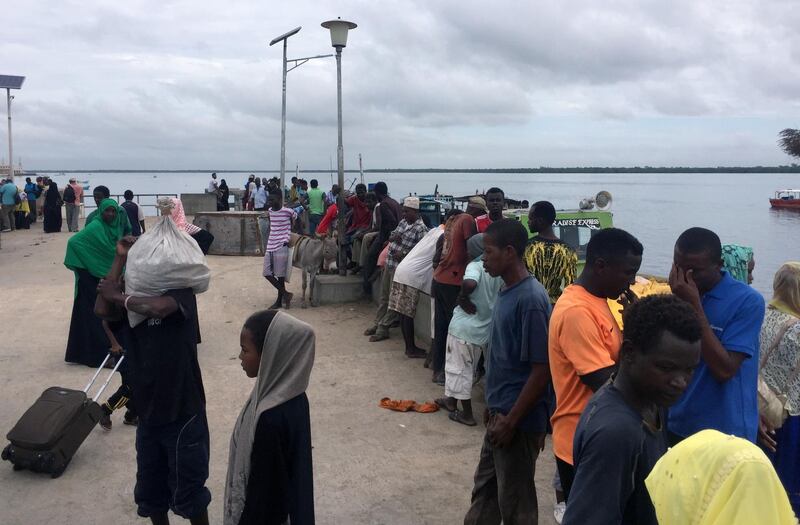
95, 199, 212, 525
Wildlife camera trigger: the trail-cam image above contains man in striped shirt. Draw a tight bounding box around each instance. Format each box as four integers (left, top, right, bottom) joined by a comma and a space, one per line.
263, 189, 297, 309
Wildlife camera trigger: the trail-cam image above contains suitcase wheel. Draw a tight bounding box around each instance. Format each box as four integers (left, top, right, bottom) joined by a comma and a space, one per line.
51, 459, 70, 479
36, 453, 55, 472
1, 445, 9, 461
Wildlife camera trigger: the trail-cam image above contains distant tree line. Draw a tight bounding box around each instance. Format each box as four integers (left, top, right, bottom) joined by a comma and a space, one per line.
36, 166, 800, 174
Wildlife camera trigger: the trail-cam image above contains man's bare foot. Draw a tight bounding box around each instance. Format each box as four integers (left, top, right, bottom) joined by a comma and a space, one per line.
283, 291, 294, 309
364, 326, 377, 336
434, 397, 457, 412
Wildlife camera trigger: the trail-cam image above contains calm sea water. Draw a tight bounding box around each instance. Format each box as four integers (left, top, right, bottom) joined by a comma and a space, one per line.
45, 171, 800, 296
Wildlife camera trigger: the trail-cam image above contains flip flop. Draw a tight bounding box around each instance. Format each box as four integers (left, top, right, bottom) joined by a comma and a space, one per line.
369, 333, 389, 342
449, 410, 477, 426
405, 348, 427, 359
434, 397, 456, 412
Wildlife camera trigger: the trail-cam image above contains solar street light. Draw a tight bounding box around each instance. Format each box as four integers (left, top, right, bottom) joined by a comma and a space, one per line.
270, 28, 334, 192
0, 75, 25, 181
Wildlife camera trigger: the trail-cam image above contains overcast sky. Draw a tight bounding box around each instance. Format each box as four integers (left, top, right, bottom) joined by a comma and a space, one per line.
3, 0, 799, 170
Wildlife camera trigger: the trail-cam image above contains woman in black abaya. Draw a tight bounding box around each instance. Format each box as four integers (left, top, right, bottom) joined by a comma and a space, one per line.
43, 180, 63, 233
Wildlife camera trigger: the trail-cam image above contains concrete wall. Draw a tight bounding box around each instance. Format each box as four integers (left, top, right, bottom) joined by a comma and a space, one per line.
192, 211, 264, 256
413, 292, 433, 347
313, 272, 434, 347
181, 193, 218, 215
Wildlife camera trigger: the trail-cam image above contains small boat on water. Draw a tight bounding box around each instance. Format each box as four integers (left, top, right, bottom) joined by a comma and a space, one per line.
770, 189, 800, 209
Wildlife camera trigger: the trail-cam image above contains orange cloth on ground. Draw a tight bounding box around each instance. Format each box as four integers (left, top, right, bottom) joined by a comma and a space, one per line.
607, 278, 673, 329
549, 284, 622, 465
379, 397, 439, 413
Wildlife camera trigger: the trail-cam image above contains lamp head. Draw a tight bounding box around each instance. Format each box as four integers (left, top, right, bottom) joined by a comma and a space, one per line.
321, 18, 357, 48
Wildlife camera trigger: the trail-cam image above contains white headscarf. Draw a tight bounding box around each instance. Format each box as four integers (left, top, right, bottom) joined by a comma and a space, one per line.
223, 311, 315, 525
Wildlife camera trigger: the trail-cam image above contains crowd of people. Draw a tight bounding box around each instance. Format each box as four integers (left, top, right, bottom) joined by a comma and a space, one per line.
324, 182, 798, 525
18, 173, 797, 524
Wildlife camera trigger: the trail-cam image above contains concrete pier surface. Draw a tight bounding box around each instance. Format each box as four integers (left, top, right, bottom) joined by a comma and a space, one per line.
0, 224, 557, 525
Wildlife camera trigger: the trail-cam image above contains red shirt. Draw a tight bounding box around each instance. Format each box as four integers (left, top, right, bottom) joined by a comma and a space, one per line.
316, 204, 338, 236
433, 213, 477, 286
475, 214, 492, 233
346, 195, 371, 232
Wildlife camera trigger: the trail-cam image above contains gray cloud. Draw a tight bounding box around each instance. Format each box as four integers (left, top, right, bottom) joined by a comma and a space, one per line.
1, 0, 799, 169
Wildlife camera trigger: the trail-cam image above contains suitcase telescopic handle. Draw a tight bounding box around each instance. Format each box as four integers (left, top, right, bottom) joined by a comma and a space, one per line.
82, 353, 126, 402
83, 354, 112, 393
91, 355, 125, 403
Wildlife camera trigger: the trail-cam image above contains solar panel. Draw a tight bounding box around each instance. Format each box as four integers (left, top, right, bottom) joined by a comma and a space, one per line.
0, 75, 25, 89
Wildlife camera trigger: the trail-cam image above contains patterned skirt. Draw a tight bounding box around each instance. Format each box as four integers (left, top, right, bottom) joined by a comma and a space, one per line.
263, 245, 290, 278
388, 282, 420, 318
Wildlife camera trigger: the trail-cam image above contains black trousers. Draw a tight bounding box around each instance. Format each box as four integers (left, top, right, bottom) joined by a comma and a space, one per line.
556, 457, 576, 502
362, 235, 386, 290
432, 280, 461, 374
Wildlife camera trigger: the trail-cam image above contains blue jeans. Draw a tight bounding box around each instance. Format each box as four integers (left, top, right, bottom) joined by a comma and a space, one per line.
134, 412, 211, 519
309, 213, 323, 236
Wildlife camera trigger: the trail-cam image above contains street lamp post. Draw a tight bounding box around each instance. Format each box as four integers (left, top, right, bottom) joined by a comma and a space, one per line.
270, 27, 301, 193
270, 28, 334, 193
321, 18, 357, 276
0, 75, 25, 181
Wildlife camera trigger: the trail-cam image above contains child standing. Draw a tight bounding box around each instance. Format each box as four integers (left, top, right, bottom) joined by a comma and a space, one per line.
435, 234, 502, 425
225, 310, 315, 525
263, 189, 297, 309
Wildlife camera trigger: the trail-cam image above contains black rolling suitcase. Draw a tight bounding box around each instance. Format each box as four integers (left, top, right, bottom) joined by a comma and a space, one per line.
1, 353, 124, 478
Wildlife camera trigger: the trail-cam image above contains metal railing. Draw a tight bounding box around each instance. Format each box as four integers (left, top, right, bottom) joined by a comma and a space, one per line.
83, 194, 178, 215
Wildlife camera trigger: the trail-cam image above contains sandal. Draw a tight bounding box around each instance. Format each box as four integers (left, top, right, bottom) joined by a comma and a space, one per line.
434, 397, 456, 412
405, 348, 427, 359
449, 410, 477, 426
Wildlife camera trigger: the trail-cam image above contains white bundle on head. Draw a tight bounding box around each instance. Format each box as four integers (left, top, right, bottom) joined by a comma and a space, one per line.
124, 213, 211, 327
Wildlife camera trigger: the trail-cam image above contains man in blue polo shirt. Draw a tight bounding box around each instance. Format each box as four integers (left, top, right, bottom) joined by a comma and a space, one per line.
668, 227, 764, 443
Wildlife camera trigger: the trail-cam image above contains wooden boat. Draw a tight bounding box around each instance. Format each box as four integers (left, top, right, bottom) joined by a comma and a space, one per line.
770, 189, 800, 209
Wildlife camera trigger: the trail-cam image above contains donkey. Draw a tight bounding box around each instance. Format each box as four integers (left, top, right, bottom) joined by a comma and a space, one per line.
290, 234, 338, 308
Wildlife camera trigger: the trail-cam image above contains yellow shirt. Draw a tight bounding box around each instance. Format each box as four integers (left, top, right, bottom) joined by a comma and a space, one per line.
524, 237, 577, 304
607, 279, 672, 329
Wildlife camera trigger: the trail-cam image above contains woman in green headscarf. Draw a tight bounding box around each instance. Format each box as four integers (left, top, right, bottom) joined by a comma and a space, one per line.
722, 244, 755, 284
64, 199, 126, 367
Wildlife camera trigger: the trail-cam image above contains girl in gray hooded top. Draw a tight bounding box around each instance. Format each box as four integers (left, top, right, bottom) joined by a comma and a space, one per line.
225, 310, 315, 525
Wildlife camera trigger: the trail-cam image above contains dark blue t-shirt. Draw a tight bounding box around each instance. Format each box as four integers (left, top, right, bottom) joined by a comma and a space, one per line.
668, 271, 765, 441
485, 275, 552, 433
563, 383, 665, 525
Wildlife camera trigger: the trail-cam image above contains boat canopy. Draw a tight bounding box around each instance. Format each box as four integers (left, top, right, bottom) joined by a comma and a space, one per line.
775, 189, 800, 199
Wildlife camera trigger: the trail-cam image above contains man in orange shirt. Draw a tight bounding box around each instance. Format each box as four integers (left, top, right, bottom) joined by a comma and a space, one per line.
549, 228, 643, 502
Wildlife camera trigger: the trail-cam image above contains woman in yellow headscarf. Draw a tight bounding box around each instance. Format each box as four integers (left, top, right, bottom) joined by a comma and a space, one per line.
645, 429, 797, 525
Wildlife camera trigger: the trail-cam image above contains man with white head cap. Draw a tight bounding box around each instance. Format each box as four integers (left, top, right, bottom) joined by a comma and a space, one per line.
365, 196, 428, 342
